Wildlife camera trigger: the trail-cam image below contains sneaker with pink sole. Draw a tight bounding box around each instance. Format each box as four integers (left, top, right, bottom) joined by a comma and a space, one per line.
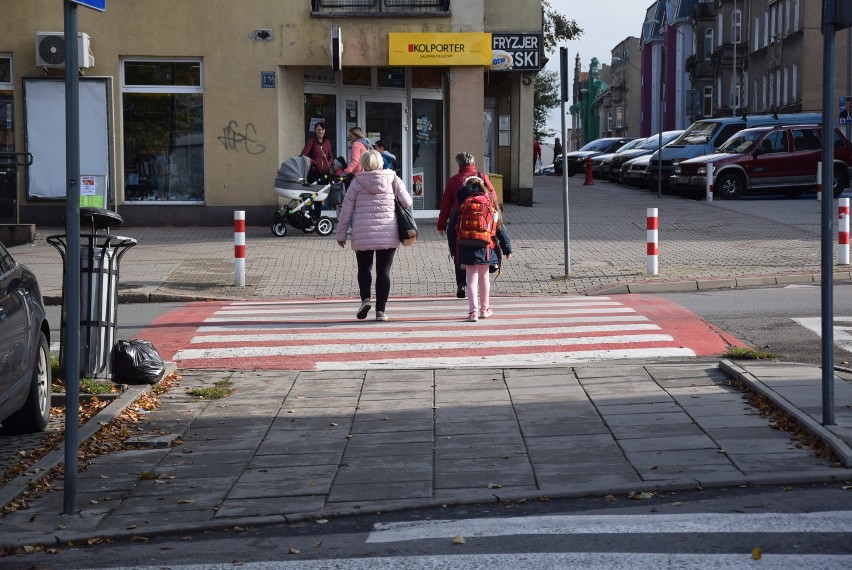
467, 311, 479, 322
480, 307, 493, 318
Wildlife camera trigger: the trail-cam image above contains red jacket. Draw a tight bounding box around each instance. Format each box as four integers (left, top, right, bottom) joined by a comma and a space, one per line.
437, 166, 497, 232
300, 137, 333, 176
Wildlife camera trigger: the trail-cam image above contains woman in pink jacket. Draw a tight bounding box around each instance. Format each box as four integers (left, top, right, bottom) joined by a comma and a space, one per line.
343, 126, 372, 175
336, 150, 413, 321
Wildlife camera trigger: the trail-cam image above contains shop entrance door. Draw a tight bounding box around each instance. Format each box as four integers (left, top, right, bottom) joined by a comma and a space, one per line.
364, 98, 403, 175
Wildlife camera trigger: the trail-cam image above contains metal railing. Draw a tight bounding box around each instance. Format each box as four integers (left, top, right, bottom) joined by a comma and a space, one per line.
311, 0, 450, 15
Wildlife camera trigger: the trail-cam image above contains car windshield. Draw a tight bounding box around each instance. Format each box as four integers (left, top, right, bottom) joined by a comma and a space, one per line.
673, 121, 718, 145
615, 138, 645, 153
640, 131, 683, 150
579, 139, 618, 152
717, 130, 763, 153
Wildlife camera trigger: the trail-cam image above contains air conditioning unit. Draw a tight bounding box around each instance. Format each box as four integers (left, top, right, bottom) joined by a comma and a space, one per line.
35, 32, 94, 69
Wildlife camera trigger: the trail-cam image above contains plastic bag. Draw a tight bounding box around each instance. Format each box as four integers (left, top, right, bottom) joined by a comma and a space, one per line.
113, 339, 166, 385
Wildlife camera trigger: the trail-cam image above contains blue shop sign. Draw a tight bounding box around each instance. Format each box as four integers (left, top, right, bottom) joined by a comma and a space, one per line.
71, 0, 106, 11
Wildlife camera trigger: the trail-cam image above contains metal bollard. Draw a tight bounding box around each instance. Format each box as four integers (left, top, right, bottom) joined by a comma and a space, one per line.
647, 208, 659, 275
234, 211, 246, 287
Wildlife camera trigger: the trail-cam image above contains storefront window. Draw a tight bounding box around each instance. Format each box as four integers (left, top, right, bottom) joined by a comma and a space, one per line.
342, 67, 371, 87
411, 68, 442, 89
411, 98, 443, 209
377, 67, 405, 88
122, 60, 204, 202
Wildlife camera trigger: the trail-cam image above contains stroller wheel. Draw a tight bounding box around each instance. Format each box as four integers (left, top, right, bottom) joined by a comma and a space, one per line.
316, 217, 334, 236
271, 222, 287, 237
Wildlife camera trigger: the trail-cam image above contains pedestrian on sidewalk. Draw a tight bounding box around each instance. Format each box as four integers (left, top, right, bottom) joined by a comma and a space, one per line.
448, 176, 512, 322
374, 140, 397, 170
343, 127, 373, 176
437, 152, 499, 299
336, 149, 413, 322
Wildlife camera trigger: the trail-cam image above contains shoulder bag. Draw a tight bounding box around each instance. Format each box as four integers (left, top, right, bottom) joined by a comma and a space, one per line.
395, 199, 418, 246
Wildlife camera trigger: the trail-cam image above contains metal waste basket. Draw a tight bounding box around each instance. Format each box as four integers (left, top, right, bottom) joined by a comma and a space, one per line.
48, 208, 137, 379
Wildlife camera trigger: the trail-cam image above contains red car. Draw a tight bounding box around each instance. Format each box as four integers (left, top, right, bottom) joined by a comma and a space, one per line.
670, 125, 852, 199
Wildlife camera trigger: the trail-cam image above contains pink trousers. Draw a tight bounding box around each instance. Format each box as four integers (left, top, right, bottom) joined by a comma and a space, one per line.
464, 264, 490, 314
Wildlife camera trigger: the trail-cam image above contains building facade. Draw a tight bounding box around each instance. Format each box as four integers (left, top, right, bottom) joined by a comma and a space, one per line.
0, 0, 542, 228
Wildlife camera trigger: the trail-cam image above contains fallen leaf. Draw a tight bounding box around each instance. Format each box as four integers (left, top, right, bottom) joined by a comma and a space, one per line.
628, 491, 654, 500
288, 548, 300, 554
315, 519, 329, 524
130, 536, 149, 543
177, 499, 194, 504
752, 547, 762, 560
452, 535, 466, 544
604, 494, 617, 502
488, 483, 503, 489
669, 502, 683, 507
313, 540, 323, 549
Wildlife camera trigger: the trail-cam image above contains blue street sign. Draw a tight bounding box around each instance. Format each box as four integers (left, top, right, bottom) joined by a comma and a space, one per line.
71, 0, 106, 11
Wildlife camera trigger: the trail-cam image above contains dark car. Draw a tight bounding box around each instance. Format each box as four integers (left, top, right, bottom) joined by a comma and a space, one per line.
0, 241, 51, 434
590, 138, 647, 179
670, 124, 852, 199
555, 137, 637, 176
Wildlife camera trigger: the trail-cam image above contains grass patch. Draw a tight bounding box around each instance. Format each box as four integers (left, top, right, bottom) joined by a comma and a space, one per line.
139, 470, 161, 481
187, 379, 234, 400
726, 346, 780, 360
52, 378, 117, 395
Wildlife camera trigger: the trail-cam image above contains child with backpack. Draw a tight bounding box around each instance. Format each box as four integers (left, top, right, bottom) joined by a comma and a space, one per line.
450, 176, 512, 322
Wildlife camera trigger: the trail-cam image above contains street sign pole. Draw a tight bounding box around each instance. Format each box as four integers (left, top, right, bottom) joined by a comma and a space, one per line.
821, 0, 836, 427
62, 0, 82, 515
560, 47, 570, 278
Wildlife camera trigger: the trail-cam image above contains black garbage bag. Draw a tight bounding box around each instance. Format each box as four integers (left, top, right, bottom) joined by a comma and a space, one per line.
113, 340, 166, 385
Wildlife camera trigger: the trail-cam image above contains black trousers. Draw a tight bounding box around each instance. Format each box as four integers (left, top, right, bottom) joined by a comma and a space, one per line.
355, 248, 396, 312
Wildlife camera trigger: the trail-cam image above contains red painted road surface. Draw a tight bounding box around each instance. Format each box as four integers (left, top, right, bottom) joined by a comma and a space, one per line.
136, 295, 743, 371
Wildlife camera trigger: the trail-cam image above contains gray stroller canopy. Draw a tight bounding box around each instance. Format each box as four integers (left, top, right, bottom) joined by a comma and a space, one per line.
275, 155, 312, 189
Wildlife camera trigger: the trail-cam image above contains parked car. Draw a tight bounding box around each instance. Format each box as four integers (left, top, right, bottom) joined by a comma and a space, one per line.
609, 130, 684, 183
670, 124, 852, 199
555, 137, 637, 176
590, 138, 647, 179
619, 153, 654, 187
647, 113, 822, 188
0, 241, 51, 434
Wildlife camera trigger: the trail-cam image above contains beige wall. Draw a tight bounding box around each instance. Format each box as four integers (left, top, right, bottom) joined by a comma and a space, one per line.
4, 1, 540, 223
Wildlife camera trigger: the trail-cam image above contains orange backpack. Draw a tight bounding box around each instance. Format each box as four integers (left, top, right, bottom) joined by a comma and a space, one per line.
456, 191, 497, 247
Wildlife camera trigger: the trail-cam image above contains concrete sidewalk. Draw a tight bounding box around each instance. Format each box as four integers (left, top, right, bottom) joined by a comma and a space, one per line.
0, 360, 850, 548
7, 177, 851, 303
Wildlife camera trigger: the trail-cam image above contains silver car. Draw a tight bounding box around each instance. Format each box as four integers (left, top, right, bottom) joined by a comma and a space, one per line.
0, 241, 51, 434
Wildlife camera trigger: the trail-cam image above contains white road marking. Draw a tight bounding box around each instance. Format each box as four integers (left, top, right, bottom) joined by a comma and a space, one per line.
214, 299, 625, 315
190, 323, 663, 344
203, 307, 638, 322
792, 316, 852, 353
173, 334, 675, 360
99, 553, 852, 570
366, 511, 852, 543
196, 315, 651, 332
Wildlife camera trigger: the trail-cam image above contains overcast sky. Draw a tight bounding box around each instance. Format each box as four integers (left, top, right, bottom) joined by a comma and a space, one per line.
542, 0, 651, 141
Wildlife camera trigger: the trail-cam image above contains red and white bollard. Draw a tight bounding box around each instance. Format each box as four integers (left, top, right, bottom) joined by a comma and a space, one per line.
234, 210, 246, 287
817, 162, 822, 202
706, 163, 714, 203
840, 198, 850, 265
647, 207, 659, 275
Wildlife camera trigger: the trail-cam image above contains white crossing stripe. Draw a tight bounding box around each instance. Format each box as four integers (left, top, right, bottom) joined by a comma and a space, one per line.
99, 553, 852, 570
366, 511, 852, 543
792, 317, 852, 353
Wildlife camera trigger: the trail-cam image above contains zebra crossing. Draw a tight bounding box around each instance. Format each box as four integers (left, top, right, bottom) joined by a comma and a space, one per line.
140, 295, 735, 371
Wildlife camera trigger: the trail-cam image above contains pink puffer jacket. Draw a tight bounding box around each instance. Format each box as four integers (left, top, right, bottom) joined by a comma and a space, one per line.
335, 170, 413, 251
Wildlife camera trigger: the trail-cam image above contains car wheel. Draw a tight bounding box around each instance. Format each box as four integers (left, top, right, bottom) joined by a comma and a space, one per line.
2, 331, 51, 434
716, 172, 744, 200
833, 169, 848, 198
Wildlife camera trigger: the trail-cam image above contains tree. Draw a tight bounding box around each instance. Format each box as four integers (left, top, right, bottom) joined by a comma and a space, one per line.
535, 1, 583, 139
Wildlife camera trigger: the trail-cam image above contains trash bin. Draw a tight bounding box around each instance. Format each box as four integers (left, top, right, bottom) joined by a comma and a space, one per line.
48, 208, 137, 379
488, 173, 503, 204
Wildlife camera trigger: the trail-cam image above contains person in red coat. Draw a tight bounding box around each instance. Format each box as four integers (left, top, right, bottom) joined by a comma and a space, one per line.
300, 122, 333, 183
533, 139, 542, 170
437, 151, 499, 299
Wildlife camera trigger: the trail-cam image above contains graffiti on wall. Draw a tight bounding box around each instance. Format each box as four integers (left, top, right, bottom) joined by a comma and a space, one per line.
218, 121, 266, 154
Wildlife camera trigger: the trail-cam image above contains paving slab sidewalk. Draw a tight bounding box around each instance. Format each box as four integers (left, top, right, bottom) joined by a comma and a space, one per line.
1, 361, 850, 549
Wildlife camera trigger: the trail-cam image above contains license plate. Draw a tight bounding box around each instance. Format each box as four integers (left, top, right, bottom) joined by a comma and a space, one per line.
674, 176, 689, 184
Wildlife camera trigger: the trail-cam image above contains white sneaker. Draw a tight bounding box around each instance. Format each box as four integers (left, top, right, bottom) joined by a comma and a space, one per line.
468, 311, 479, 322
375, 311, 388, 321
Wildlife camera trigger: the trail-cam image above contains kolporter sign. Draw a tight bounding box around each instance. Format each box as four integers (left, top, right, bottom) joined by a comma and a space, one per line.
491, 33, 543, 71
389, 33, 491, 66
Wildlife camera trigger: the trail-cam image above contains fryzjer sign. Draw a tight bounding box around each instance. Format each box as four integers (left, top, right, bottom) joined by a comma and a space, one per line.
71, 0, 106, 11
491, 33, 543, 71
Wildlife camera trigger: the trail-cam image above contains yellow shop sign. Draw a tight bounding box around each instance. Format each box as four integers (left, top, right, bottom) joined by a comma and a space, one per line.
389, 33, 492, 66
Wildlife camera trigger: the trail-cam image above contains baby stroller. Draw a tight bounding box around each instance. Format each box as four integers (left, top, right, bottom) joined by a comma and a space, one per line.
271, 155, 345, 237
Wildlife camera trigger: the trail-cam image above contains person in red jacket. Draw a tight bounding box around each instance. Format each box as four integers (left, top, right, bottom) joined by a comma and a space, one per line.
437, 151, 499, 299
